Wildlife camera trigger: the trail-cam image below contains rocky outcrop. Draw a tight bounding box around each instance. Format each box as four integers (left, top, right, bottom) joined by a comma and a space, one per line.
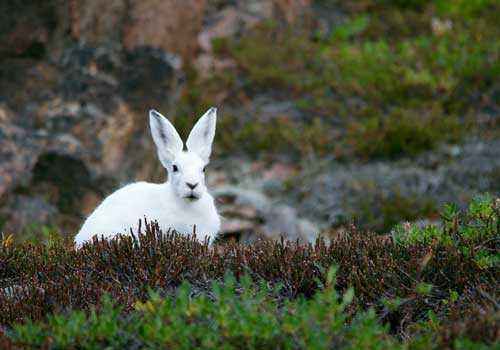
0, 0, 315, 240
0, 0, 311, 64
70, 0, 311, 61
0, 45, 181, 234
0, 106, 41, 200
207, 138, 500, 237
287, 139, 500, 232
123, 0, 207, 60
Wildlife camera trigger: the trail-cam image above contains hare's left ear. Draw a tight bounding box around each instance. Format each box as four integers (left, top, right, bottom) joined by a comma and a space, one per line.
186, 107, 217, 163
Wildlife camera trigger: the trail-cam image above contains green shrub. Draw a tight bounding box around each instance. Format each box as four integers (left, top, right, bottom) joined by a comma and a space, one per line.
393, 194, 499, 269
2, 268, 498, 349
2, 270, 399, 349
348, 106, 462, 159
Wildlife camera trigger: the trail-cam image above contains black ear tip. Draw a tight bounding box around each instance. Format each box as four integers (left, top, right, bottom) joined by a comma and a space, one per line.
149, 110, 167, 125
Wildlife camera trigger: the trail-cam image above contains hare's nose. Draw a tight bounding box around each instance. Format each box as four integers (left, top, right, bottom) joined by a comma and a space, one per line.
186, 182, 198, 190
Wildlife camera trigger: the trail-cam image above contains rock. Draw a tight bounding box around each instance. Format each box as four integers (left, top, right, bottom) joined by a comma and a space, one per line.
198, 7, 242, 52
247, 96, 305, 122
81, 191, 103, 216
214, 185, 319, 243
0, 123, 41, 199
220, 218, 256, 235
273, 0, 312, 24
194, 54, 237, 79
0, 1, 56, 59
0, 103, 13, 123
263, 204, 317, 242
0, 195, 58, 235
66, 0, 207, 61
195, 0, 311, 76
123, 0, 207, 61
198, 1, 311, 51
119, 47, 180, 109
0, 44, 181, 236
287, 138, 500, 232
68, 0, 128, 45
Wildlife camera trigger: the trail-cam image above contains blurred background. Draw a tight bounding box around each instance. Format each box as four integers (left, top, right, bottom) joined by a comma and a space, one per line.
0, 0, 498, 243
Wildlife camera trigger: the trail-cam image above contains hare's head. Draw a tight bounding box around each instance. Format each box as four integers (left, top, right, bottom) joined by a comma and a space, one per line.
149, 107, 217, 202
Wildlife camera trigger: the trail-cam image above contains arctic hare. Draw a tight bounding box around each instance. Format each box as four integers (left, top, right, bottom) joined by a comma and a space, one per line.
74, 108, 221, 246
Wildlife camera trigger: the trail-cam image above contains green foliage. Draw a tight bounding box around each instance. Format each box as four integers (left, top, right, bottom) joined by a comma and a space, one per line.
435, 0, 498, 17
177, 0, 499, 160
216, 114, 335, 159
348, 107, 462, 159
352, 189, 438, 232
416, 282, 433, 295
3, 270, 399, 349
13, 224, 63, 245
393, 194, 499, 269
329, 15, 370, 41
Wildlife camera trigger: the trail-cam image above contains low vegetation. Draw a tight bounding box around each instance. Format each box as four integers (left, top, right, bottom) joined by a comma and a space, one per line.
176, 0, 498, 160
0, 195, 498, 348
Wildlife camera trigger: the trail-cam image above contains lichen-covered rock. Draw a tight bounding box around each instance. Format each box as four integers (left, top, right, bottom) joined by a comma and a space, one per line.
0, 45, 181, 236
288, 139, 500, 232
123, 0, 207, 61
214, 185, 318, 243
0, 120, 41, 199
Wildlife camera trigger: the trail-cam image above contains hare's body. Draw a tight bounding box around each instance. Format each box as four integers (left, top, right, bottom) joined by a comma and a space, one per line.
74, 182, 220, 246
74, 107, 221, 247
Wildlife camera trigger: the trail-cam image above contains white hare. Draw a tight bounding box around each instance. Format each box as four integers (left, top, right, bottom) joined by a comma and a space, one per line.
74, 108, 221, 246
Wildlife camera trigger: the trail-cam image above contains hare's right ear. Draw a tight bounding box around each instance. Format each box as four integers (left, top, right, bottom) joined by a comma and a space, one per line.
149, 109, 183, 168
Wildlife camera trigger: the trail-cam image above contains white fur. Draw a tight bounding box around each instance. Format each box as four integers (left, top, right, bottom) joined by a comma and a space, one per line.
74, 108, 220, 246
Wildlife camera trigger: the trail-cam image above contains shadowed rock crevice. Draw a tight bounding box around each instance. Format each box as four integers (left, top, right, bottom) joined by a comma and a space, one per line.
32, 153, 93, 215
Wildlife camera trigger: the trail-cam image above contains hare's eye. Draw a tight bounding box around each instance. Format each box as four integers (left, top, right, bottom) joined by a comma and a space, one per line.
173, 164, 179, 172
202, 166, 206, 173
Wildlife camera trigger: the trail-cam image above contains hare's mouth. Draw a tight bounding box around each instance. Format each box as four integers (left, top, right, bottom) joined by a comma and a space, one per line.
185, 194, 200, 201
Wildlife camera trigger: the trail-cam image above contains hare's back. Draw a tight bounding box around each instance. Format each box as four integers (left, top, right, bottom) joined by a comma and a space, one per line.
75, 182, 165, 245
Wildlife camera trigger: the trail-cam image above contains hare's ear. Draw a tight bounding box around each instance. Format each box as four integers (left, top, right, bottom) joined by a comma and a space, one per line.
149, 109, 183, 168
186, 107, 217, 163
